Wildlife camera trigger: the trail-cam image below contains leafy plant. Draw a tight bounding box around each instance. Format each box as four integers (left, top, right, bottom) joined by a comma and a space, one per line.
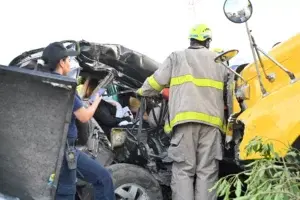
210, 136, 300, 200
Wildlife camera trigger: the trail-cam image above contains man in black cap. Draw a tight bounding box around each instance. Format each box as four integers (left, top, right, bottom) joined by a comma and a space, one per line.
42, 42, 115, 200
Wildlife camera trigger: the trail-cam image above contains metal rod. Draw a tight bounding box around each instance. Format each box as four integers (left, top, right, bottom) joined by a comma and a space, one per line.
245, 22, 268, 96
252, 40, 270, 80
256, 46, 296, 83
221, 63, 247, 83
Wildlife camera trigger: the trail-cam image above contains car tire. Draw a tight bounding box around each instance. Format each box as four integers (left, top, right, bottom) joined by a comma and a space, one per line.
108, 163, 164, 200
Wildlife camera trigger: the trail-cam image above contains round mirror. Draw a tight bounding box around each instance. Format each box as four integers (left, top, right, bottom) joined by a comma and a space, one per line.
223, 0, 253, 23
214, 49, 239, 64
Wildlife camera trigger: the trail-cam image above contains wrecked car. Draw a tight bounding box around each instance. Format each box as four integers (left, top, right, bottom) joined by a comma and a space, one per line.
8, 40, 172, 200
8, 40, 243, 200
5, 1, 300, 199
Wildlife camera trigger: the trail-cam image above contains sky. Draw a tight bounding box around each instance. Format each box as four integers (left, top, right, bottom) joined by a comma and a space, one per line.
0, 0, 299, 66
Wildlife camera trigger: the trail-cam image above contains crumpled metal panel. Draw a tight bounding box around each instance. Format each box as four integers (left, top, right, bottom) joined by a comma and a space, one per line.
77, 41, 160, 86
8, 40, 160, 89
0, 66, 76, 200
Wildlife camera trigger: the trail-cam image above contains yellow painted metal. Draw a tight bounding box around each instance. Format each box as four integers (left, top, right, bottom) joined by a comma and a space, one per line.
232, 33, 300, 160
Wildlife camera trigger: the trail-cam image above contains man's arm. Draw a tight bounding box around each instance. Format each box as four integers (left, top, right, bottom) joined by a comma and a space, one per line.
137, 53, 174, 96
74, 94, 102, 123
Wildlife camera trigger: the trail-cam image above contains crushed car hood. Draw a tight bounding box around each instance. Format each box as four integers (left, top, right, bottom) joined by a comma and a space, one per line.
9, 40, 160, 88
77, 40, 159, 84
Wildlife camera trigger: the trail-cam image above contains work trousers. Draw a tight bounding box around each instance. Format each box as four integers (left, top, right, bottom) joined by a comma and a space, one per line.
55, 139, 115, 200
168, 123, 223, 200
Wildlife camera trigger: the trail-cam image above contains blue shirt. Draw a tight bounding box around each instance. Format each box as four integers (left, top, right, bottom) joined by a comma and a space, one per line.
51, 71, 83, 139
68, 93, 83, 138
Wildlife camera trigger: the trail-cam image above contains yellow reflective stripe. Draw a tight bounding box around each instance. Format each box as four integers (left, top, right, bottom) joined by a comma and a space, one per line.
170, 75, 223, 90
164, 123, 172, 134
164, 111, 223, 133
148, 75, 164, 92
222, 123, 227, 133
136, 88, 143, 96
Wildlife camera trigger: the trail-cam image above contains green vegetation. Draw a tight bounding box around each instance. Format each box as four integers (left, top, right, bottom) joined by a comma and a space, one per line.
211, 136, 300, 200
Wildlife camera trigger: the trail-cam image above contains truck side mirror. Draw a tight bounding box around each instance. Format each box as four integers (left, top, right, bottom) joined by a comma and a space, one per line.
223, 0, 253, 24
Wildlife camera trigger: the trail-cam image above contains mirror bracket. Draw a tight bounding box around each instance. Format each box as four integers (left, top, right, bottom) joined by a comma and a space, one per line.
255, 46, 296, 83
266, 73, 276, 82
214, 49, 247, 84
223, 0, 297, 97
221, 62, 247, 84
246, 22, 296, 96
245, 22, 269, 97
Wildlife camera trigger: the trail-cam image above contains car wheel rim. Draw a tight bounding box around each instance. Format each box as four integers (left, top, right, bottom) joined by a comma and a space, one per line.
115, 183, 150, 200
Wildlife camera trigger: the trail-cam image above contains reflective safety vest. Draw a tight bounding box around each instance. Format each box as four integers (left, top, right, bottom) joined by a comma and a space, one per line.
137, 46, 228, 133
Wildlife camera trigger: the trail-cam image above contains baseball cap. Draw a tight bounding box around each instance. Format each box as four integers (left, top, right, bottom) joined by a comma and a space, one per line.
42, 42, 80, 69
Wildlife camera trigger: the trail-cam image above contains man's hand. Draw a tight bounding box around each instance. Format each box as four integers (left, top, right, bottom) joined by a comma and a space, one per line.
75, 93, 102, 123
89, 89, 104, 104
161, 88, 169, 100
94, 94, 102, 103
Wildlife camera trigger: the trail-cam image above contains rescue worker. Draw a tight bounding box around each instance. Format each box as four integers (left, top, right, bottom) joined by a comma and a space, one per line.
42, 42, 115, 200
136, 24, 227, 200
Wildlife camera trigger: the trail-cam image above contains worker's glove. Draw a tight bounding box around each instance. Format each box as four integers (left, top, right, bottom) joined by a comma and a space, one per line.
89, 88, 105, 104
161, 88, 169, 101
89, 94, 98, 104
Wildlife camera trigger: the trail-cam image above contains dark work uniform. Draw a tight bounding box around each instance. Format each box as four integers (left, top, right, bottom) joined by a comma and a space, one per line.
55, 92, 115, 200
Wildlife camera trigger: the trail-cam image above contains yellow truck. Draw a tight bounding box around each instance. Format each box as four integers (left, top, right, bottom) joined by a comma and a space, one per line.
219, 0, 300, 165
